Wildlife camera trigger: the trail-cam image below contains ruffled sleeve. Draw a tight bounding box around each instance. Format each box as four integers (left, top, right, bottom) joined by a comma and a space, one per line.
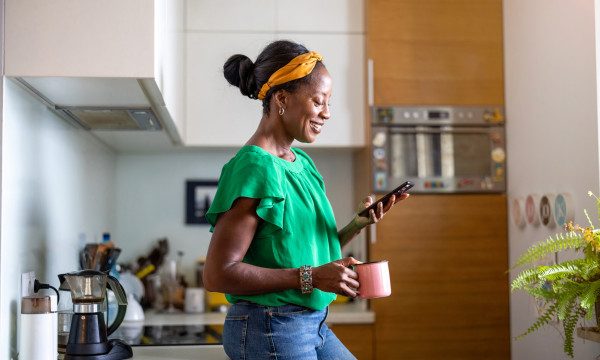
205, 150, 285, 232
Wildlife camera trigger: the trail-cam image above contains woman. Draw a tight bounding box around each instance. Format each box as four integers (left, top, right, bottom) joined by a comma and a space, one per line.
204, 40, 407, 360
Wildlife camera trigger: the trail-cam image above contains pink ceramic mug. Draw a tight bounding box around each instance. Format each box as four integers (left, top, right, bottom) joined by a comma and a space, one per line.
353, 260, 391, 299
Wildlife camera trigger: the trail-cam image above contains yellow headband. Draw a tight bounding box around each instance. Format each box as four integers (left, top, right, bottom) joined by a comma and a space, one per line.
257, 51, 323, 100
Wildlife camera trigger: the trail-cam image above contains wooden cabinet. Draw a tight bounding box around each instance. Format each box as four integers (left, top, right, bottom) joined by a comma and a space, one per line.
329, 324, 374, 360
363, 2, 509, 357
184, 0, 365, 147
370, 194, 510, 359
367, 0, 504, 106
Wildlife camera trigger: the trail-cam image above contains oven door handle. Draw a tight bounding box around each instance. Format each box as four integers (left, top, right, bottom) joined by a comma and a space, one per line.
389, 128, 492, 135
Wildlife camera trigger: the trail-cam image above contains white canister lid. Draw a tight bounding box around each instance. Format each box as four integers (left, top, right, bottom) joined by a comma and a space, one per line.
21, 295, 51, 314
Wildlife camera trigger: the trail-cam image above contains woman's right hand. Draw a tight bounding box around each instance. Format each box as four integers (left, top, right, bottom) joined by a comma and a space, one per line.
312, 257, 361, 297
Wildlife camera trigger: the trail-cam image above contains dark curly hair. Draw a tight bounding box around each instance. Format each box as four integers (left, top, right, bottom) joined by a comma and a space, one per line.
223, 40, 325, 114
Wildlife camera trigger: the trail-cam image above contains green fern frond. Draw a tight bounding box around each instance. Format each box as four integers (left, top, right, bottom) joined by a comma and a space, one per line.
579, 280, 600, 310
563, 304, 587, 358
557, 291, 580, 321
540, 258, 599, 281
516, 301, 559, 340
585, 209, 595, 229
563, 306, 577, 358
511, 233, 586, 269
581, 260, 600, 280
511, 267, 543, 291
524, 285, 556, 301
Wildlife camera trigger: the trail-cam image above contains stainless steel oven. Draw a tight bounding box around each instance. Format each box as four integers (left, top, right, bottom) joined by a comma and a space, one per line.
370, 106, 506, 193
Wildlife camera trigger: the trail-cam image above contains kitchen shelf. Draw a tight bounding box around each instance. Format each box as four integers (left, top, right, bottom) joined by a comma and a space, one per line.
141, 301, 374, 327
577, 327, 600, 343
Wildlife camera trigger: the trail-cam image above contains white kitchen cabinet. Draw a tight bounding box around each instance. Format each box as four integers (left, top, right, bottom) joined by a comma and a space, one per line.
276, 33, 365, 148
185, 33, 365, 148
4, 0, 186, 150
185, 0, 363, 33
185, 33, 276, 147
183, 0, 365, 148
275, 0, 364, 33
186, 0, 276, 32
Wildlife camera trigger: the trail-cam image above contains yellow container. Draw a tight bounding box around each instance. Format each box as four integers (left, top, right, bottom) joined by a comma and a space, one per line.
205, 291, 229, 312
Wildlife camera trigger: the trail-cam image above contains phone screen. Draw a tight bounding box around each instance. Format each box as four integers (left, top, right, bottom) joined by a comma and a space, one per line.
358, 181, 414, 217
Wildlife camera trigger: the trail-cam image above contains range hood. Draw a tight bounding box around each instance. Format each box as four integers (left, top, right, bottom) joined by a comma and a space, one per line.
15, 77, 163, 131
4, 0, 186, 149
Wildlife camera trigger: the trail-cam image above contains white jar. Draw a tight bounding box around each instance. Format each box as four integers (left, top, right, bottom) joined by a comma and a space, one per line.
19, 295, 57, 360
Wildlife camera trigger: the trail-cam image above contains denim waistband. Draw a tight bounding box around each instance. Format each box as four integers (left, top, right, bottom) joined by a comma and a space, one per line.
234, 300, 323, 314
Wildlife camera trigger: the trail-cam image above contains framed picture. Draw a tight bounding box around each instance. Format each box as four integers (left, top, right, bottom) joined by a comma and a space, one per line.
185, 180, 218, 225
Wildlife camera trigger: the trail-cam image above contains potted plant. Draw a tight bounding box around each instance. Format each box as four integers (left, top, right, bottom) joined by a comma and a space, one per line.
510, 191, 600, 358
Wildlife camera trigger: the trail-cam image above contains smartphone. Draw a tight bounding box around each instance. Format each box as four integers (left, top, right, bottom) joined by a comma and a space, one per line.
358, 181, 414, 217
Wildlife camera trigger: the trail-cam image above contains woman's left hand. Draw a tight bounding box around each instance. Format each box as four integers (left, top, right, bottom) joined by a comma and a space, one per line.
354, 193, 410, 227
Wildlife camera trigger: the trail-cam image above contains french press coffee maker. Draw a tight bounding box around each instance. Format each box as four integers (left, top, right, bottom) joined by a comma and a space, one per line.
63, 270, 132, 360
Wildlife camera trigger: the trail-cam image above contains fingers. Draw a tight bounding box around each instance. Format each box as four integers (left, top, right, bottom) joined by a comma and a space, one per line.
340, 267, 359, 297
369, 193, 412, 223
339, 256, 361, 267
383, 195, 396, 212
396, 193, 410, 203
368, 197, 389, 223
315, 258, 362, 297
340, 259, 360, 291
340, 283, 358, 298
344, 272, 360, 289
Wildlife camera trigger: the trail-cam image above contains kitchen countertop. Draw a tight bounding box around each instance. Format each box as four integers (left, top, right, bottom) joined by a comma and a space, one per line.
140, 300, 374, 326
128, 302, 372, 359
133, 345, 227, 360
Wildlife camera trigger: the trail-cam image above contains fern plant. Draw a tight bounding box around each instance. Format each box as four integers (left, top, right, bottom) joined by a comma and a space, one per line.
510, 192, 600, 358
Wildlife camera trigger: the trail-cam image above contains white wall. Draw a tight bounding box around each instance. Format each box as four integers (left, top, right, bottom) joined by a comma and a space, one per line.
114, 148, 360, 285
0, 79, 360, 359
504, 0, 600, 358
0, 78, 117, 359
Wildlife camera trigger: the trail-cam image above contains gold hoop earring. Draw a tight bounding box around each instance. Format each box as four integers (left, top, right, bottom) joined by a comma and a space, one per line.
279, 108, 285, 116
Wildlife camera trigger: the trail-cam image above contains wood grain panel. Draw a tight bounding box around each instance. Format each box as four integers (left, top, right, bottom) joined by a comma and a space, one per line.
329, 324, 374, 360
367, 0, 504, 105
371, 194, 510, 360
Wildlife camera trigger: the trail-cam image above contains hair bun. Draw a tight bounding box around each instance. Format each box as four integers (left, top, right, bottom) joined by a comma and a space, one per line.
223, 54, 258, 98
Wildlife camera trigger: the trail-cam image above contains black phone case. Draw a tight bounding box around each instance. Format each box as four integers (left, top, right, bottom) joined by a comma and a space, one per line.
358, 181, 414, 217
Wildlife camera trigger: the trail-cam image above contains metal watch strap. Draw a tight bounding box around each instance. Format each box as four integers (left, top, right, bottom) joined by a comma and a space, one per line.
300, 265, 313, 294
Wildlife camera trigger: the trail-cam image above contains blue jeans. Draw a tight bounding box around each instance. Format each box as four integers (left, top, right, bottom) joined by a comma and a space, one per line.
222, 301, 357, 360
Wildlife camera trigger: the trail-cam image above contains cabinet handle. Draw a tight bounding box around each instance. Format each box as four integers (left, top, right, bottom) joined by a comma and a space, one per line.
368, 59, 374, 106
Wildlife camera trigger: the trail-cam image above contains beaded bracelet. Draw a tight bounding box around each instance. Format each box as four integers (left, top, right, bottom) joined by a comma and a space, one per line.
300, 265, 313, 294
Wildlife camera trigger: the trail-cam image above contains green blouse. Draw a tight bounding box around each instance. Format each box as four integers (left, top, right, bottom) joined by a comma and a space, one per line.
206, 145, 342, 311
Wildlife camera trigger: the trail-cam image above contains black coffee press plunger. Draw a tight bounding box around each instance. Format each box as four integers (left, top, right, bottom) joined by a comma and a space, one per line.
63, 270, 133, 360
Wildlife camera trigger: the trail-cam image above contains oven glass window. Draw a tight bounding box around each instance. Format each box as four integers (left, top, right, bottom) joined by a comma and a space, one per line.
416, 131, 442, 177
452, 132, 491, 176
390, 133, 418, 178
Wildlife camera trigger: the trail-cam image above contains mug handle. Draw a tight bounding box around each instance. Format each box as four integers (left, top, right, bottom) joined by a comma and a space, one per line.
106, 275, 128, 335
